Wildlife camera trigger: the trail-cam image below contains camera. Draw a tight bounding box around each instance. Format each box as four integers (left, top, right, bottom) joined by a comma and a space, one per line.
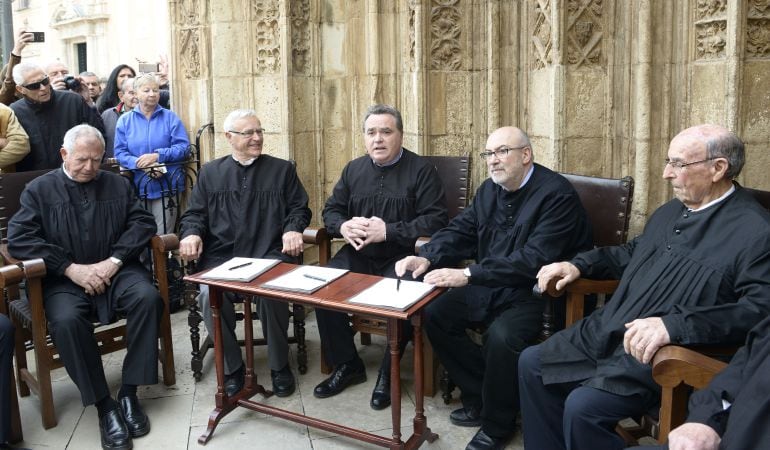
32, 32, 45, 43
62, 75, 82, 91
138, 63, 160, 73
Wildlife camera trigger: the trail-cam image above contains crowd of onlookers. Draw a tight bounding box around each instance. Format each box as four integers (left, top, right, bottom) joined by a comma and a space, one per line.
0, 29, 189, 232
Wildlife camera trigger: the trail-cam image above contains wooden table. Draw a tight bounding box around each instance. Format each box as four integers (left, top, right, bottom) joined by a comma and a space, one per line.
185, 263, 444, 449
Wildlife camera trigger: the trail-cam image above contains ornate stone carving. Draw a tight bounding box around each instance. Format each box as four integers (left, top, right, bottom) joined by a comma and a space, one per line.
177, 0, 201, 27
430, 0, 462, 71
532, 0, 553, 69
566, 0, 603, 68
695, 0, 727, 20
749, 0, 770, 15
406, 0, 418, 71
747, 1, 770, 59
695, 21, 727, 60
252, 0, 281, 73
290, 0, 311, 75
179, 28, 201, 79
747, 19, 770, 58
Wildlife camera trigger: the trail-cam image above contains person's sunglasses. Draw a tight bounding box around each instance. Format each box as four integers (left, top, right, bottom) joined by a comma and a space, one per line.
22, 76, 51, 90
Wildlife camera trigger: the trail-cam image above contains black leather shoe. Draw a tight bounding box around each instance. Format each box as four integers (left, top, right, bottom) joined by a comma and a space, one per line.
118, 394, 150, 438
99, 408, 132, 450
271, 365, 296, 397
369, 368, 391, 410
450, 405, 482, 427
465, 428, 512, 450
313, 360, 367, 398
224, 365, 245, 398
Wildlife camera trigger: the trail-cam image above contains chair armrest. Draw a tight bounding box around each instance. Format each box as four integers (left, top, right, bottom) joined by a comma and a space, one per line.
652, 345, 728, 390
533, 277, 621, 328
414, 236, 431, 253
303, 227, 330, 266
152, 233, 180, 253
0, 261, 26, 289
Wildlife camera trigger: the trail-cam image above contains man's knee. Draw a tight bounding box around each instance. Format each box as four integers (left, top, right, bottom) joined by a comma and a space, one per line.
518, 345, 541, 378
485, 319, 530, 354
130, 282, 164, 318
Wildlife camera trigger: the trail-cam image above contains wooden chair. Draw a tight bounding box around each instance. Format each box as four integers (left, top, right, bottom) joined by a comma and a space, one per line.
539, 173, 635, 338
0, 266, 23, 444
0, 169, 176, 429
312, 155, 471, 398
540, 185, 769, 445
152, 229, 330, 380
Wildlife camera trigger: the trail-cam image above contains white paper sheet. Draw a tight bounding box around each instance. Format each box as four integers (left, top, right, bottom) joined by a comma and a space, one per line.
261, 266, 349, 293
199, 257, 281, 282
347, 278, 435, 310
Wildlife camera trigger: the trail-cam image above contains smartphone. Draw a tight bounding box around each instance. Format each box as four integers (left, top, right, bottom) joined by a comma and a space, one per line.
32, 32, 45, 43
138, 63, 160, 73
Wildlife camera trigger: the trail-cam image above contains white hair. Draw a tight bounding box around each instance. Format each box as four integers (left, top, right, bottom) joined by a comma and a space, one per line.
62, 124, 105, 153
12, 62, 44, 85
223, 109, 259, 132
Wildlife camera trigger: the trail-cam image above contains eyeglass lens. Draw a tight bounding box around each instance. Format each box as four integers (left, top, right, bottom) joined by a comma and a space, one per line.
24, 77, 50, 90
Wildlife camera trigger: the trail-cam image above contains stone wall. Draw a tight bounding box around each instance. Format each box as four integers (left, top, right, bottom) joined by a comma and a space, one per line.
169, 0, 770, 235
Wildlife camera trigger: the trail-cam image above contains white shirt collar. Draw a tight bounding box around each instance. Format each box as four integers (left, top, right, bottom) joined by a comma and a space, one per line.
232, 155, 258, 166
688, 185, 735, 212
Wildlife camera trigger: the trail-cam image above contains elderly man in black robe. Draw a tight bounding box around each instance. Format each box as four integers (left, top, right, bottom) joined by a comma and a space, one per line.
8, 124, 162, 450
520, 124, 770, 450
396, 126, 593, 450
179, 109, 311, 398
313, 104, 448, 409
632, 314, 770, 450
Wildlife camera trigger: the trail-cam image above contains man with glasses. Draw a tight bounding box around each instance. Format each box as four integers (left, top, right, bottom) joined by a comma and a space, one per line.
179, 109, 311, 398
10, 62, 104, 171
520, 124, 770, 450
395, 126, 592, 450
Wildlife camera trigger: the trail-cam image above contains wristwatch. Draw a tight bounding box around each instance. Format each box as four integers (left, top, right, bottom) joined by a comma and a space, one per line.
463, 267, 471, 279
109, 256, 123, 268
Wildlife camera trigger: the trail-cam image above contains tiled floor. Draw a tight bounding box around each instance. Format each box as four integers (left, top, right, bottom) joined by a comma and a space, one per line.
13, 308, 525, 449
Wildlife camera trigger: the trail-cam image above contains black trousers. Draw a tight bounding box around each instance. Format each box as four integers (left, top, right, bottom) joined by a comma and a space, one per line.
315, 245, 412, 367
425, 287, 543, 438
45, 280, 163, 406
0, 314, 13, 444
518, 344, 653, 450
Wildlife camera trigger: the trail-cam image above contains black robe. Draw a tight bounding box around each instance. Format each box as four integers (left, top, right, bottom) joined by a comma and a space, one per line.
539, 185, 770, 406
686, 315, 770, 450
322, 148, 448, 262
419, 164, 593, 321
7, 169, 157, 324
10, 90, 105, 172
179, 155, 312, 269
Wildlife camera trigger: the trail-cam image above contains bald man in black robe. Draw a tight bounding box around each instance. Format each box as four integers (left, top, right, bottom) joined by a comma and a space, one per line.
520, 124, 770, 450
8, 124, 161, 450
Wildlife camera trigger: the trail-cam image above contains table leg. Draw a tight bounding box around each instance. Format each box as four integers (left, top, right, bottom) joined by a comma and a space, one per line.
410, 313, 438, 445
243, 296, 272, 399
387, 318, 402, 447
185, 281, 204, 381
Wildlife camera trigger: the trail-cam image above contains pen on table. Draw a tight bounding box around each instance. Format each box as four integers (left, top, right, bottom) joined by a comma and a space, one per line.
228, 262, 253, 271
396, 277, 401, 291
303, 273, 328, 282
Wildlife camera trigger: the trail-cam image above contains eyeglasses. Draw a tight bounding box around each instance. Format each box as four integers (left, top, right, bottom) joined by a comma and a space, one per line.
22, 76, 51, 90
664, 157, 718, 170
228, 128, 264, 137
479, 145, 527, 160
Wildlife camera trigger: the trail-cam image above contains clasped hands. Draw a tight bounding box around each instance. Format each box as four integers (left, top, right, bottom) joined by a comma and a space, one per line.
394, 256, 469, 288
65, 259, 120, 296
340, 216, 386, 251
537, 262, 670, 364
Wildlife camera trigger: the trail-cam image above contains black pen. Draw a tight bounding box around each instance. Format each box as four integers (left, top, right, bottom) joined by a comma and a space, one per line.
228, 262, 253, 271
396, 277, 401, 291
303, 273, 328, 282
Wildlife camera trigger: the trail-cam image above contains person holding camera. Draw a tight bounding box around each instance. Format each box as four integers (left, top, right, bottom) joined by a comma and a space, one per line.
1, 30, 35, 106
9, 62, 104, 172
45, 61, 97, 108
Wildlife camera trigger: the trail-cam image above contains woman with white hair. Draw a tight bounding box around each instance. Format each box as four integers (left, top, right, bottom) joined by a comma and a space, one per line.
114, 73, 189, 233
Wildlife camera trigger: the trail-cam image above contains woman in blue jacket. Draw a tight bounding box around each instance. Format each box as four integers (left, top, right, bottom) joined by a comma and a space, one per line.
114, 73, 189, 233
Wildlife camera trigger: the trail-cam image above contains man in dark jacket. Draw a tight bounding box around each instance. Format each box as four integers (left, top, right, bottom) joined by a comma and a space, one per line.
521, 124, 770, 450
396, 126, 593, 450
10, 62, 104, 171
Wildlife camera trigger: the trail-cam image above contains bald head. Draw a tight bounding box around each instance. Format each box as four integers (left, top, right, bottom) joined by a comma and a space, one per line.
484, 126, 534, 191
671, 124, 744, 179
